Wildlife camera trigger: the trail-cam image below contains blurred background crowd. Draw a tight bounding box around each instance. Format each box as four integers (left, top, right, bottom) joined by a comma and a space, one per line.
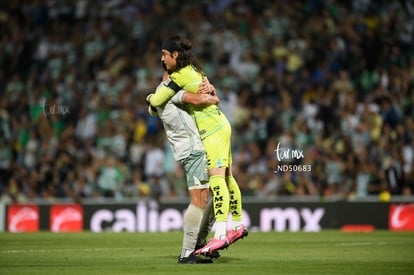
1, 0, 413, 204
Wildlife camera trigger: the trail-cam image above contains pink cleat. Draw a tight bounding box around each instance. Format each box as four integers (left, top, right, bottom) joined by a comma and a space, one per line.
194, 237, 229, 255
227, 225, 248, 244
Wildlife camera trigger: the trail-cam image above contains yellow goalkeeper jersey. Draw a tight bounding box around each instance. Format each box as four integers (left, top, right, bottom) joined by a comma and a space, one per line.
149, 65, 229, 140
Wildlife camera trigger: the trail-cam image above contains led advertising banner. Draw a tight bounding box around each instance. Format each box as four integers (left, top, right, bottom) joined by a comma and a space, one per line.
389, 204, 414, 231
50, 204, 83, 232
7, 204, 39, 232
5, 201, 413, 232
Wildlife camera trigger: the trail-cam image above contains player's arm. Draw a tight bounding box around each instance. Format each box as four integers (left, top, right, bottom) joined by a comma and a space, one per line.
150, 64, 188, 107
151, 78, 217, 107
149, 84, 176, 107
172, 88, 219, 106
177, 76, 219, 105
187, 77, 218, 105
182, 92, 220, 105
173, 76, 219, 105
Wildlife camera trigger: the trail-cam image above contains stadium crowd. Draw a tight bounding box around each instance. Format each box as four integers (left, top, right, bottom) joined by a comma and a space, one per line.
1, 0, 413, 203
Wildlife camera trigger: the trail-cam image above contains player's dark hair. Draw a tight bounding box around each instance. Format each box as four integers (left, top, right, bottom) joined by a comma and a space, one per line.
163, 35, 204, 76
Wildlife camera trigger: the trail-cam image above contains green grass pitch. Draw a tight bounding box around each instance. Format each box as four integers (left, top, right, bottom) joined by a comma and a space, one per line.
1, 230, 413, 275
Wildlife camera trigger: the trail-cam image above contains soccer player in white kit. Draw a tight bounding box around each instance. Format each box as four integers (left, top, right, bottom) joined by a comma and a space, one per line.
146, 68, 219, 264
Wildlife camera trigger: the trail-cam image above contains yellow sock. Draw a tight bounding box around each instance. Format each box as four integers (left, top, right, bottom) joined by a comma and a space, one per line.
209, 175, 229, 223
226, 176, 242, 224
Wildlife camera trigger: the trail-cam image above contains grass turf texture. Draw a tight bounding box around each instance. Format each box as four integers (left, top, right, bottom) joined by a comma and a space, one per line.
1, 231, 413, 275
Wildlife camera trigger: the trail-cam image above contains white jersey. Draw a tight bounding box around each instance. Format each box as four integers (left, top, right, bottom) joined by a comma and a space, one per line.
154, 88, 204, 161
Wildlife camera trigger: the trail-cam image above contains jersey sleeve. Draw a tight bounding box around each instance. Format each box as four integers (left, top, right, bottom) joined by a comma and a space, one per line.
149, 83, 176, 107
150, 66, 200, 107
171, 90, 185, 104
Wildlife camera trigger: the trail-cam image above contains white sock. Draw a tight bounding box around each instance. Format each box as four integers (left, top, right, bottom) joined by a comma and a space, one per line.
180, 248, 193, 258
232, 221, 243, 231
197, 197, 214, 247
181, 204, 203, 258
214, 221, 227, 240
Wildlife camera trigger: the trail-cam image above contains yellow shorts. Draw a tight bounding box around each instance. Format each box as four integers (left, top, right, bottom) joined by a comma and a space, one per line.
202, 122, 232, 169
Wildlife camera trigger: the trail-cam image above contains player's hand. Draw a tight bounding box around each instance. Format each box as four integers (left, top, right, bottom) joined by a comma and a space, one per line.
145, 93, 158, 115
199, 94, 220, 105
145, 93, 154, 106
209, 94, 220, 105
198, 78, 216, 95
148, 104, 158, 116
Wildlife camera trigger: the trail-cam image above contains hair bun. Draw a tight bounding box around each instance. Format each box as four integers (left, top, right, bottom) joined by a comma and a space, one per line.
179, 39, 192, 51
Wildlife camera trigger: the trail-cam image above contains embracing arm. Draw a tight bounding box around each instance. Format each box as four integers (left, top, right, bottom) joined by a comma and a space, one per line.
151, 68, 219, 106
182, 77, 219, 105
149, 84, 176, 107
182, 92, 220, 105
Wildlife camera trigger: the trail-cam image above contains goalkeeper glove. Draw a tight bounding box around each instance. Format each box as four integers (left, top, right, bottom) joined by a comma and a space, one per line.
145, 93, 157, 115
145, 93, 153, 106
148, 105, 158, 116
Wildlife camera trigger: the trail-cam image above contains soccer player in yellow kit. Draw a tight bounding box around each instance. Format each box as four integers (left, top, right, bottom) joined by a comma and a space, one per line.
149, 35, 248, 255
147, 66, 219, 264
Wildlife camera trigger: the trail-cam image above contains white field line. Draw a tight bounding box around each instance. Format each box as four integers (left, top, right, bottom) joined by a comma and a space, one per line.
335, 242, 387, 246
0, 247, 132, 254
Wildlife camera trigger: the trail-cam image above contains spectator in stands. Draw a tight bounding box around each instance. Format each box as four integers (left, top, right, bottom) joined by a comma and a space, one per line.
0, 0, 413, 202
